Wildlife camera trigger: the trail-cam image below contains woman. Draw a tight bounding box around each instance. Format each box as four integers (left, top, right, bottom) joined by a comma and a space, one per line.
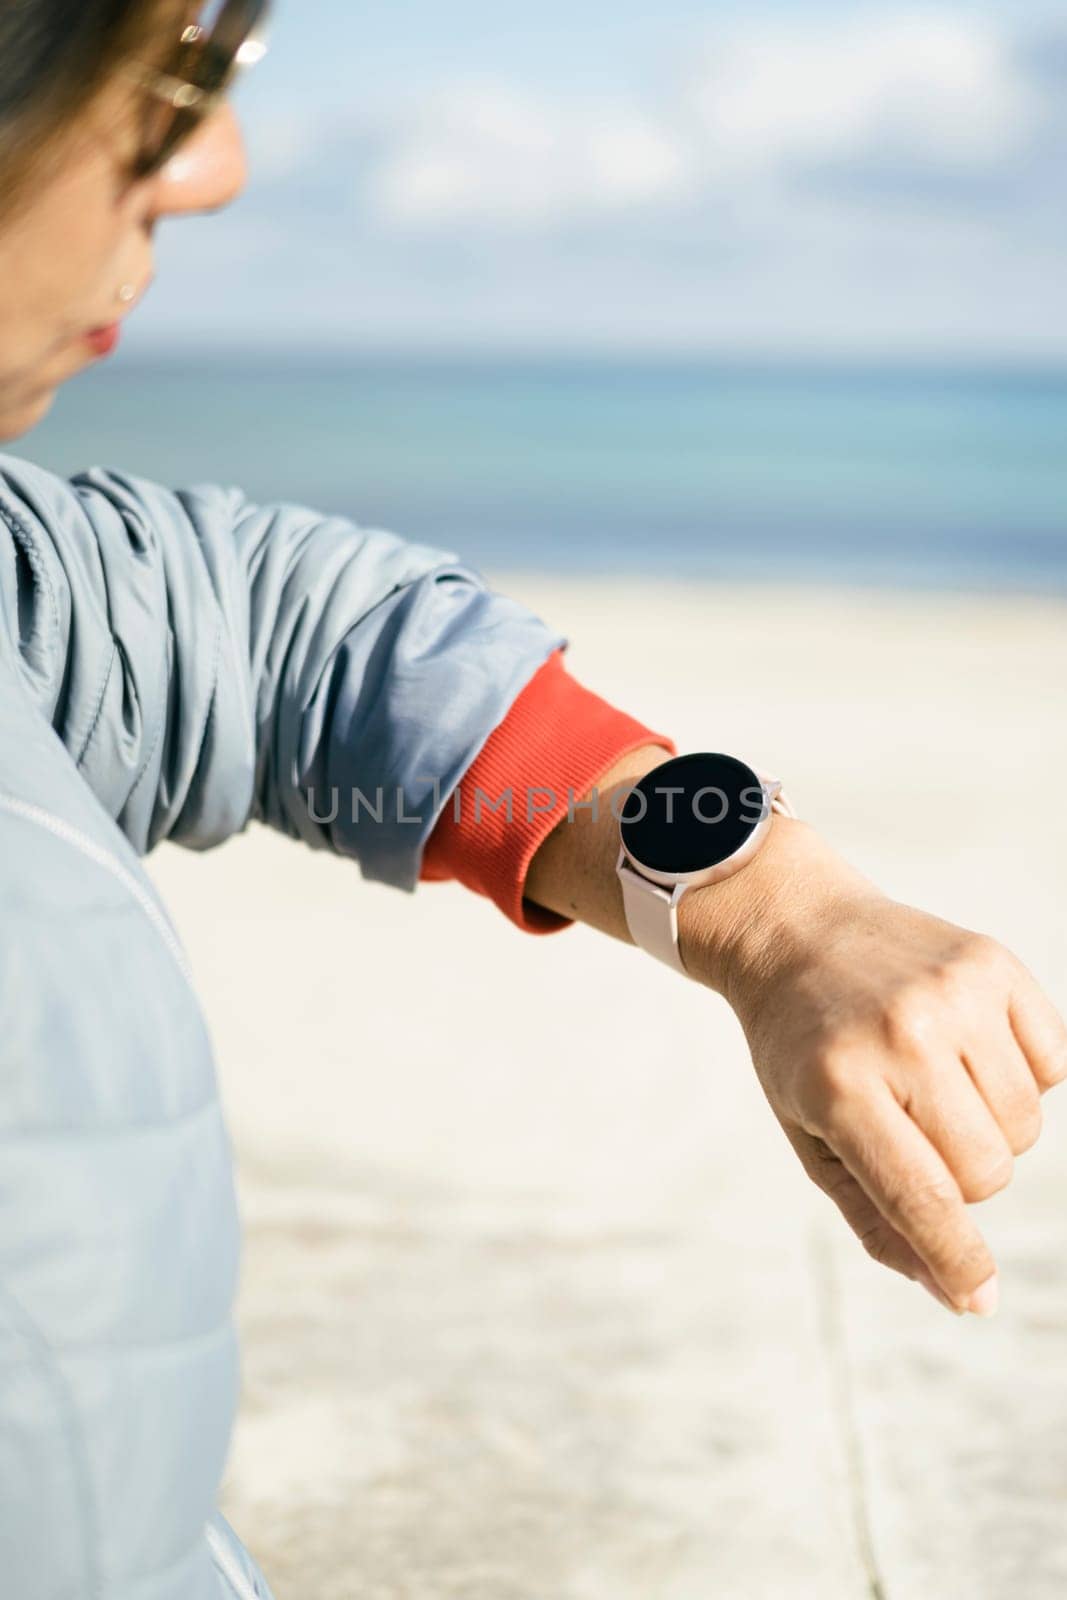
1, 4, 1064, 1596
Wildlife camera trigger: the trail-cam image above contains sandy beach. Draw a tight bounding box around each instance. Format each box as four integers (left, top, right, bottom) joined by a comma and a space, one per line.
148, 577, 1067, 1600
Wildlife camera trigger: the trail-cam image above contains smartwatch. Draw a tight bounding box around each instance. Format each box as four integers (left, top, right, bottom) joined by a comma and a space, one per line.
615, 752, 797, 977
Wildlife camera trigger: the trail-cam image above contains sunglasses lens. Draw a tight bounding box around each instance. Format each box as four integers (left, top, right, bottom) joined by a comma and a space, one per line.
195, 0, 272, 85
138, 0, 270, 174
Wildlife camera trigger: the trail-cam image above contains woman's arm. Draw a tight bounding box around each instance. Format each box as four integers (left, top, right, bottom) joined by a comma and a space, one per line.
0, 453, 563, 888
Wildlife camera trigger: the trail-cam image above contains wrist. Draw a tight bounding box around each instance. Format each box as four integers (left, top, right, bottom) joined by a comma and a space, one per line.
676, 816, 877, 1006
524, 743, 674, 938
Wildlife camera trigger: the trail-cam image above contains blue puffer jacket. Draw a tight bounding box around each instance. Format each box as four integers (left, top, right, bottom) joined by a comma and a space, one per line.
0, 453, 564, 1598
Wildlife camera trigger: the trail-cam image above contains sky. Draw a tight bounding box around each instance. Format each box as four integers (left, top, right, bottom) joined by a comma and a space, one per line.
135, 0, 1067, 361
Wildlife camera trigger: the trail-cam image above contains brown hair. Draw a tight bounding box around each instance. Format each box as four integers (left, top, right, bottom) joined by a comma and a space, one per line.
0, 0, 184, 217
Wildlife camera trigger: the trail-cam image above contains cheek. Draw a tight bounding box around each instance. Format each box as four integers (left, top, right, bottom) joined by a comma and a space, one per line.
1, 171, 138, 352
0, 99, 152, 429
44, 213, 133, 339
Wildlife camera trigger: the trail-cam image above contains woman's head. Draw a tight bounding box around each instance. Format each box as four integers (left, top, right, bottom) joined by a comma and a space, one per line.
0, 0, 266, 441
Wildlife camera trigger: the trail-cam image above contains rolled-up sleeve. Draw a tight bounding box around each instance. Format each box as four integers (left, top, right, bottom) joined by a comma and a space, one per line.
0, 454, 564, 889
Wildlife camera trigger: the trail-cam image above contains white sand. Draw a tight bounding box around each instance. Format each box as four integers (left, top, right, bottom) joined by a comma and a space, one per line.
149, 579, 1067, 1600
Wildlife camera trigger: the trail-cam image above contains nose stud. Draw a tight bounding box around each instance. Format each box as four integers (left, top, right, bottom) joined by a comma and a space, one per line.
117, 283, 137, 306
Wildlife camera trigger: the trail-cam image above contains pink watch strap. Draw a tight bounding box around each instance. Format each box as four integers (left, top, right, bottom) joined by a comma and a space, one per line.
617, 852, 691, 977
617, 783, 796, 977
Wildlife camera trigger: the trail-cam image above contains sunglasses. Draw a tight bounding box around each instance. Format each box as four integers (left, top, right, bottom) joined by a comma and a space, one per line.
124, 0, 272, 177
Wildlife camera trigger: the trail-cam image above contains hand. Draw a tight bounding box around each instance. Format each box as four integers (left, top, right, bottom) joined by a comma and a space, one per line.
681, 820, 1067, 1315
524, 745, 1067, 1315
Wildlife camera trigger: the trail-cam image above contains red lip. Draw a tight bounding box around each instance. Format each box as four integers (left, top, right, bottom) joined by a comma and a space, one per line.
85, 323, 121, 358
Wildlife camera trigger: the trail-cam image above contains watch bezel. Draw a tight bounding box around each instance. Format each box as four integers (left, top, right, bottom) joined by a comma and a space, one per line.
617, 754, 781, 891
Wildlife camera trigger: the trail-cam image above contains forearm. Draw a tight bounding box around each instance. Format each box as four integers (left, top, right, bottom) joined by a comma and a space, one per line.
422, 642, 872, 1003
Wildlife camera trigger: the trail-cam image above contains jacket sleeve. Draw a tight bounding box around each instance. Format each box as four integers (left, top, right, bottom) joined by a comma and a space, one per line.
0, 453, 565, 888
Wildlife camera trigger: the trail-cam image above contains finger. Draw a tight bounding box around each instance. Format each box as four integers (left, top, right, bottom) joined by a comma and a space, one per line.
785, 1123, 961, 1311
822, 1080, 997, 1312
1010, 978, 1067, 1091
959, 1017, 1043, 1157
892, 1051, 1017, 1202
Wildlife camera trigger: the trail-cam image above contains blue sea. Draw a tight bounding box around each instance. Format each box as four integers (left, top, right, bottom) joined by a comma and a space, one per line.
17, 354, 1067, 591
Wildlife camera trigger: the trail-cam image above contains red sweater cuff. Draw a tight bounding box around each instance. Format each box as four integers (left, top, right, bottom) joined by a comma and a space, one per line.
420, 649, 676, 933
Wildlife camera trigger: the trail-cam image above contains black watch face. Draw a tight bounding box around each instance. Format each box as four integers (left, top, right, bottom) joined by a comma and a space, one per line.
618, 753, 768, 876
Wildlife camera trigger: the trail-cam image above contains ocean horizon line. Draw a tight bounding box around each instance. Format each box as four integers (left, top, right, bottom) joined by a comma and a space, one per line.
106, 343, 1067, 387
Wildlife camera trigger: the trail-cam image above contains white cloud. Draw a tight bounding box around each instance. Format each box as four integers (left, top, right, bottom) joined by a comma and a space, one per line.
687, 14, 1033, 176
586, 118, 696, 206
369, 79, 697, 228
356, 11, 1041, 232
